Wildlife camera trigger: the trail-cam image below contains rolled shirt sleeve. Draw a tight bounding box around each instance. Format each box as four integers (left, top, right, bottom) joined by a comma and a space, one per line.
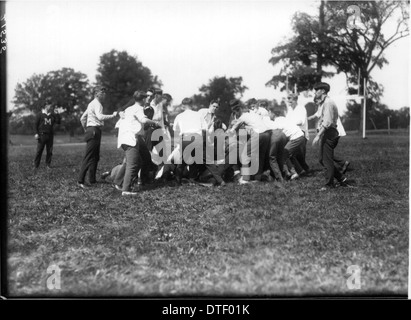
94, 102, 115, 121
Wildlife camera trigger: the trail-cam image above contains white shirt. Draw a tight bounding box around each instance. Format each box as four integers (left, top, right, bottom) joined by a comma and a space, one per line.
173, 109, 203, 136
117, 103, 147, 148
80, 98, 114, 128
286, 104, 309, 140
235, 112, 270, 134
150, 100, 170, 135
264, 116, 304, 141
197, 108, 214, 130
150, 100, 165, 127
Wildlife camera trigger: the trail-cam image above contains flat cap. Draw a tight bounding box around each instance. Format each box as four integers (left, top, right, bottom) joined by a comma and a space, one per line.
313, 82, 330, 93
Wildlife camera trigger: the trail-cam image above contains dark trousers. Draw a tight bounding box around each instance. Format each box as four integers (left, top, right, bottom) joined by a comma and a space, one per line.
175, 134, 203, 183
284, 135, 307, 176
333, 155, 346, 173
113, 161, 127, 187
113, 140, 154, 188
78, 127, 101, 184
34, 133, 54, 167
211, 133, 251, 181
121, 135, 152, 192
319, 127, 343, 186
292, 137, 310, 174
241, 131, 270, 181
268, 129, 287, 182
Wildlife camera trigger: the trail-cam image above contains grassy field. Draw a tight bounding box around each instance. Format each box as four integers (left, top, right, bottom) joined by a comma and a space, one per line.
6, 132, 409, 297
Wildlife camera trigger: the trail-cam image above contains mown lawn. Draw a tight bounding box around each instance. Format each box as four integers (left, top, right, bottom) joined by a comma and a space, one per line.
6, 133, 409, 297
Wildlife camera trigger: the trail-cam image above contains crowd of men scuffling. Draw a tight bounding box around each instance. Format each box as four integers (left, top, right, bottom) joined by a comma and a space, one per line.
33, 82, 352, 196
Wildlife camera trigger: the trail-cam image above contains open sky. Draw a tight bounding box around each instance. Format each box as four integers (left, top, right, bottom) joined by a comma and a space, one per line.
5, 0, 410, 113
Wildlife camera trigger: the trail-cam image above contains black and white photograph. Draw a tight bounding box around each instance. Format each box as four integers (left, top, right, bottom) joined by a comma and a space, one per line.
1, 0, 409, 303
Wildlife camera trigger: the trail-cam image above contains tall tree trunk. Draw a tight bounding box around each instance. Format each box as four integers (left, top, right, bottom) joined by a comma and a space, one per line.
359, 73, 368, 135
317, 0, 325, 81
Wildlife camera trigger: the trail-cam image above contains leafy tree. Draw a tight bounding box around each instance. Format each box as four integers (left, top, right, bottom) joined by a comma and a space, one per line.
192, 76, 248, 125
12, 74, 46, 115
11, 68, 93, 135
267, 0, 409, 97
95, 50, 162, 113
13, 68, 92, 114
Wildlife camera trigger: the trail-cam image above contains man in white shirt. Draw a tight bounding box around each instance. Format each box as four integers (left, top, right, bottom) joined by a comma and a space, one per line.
77, 86, 118, 188
285, 93, 310, 175
172, 98, 204, 184
198, 100, 228, 132
117, 90, 160, 195
229, 102, 271, 183
264, 106, 306, 180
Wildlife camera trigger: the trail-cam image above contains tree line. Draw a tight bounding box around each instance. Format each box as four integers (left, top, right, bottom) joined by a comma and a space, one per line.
9, 1, 409, 135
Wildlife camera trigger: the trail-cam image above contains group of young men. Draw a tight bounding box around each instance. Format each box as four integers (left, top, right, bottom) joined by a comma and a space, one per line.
34, 82, 351, 195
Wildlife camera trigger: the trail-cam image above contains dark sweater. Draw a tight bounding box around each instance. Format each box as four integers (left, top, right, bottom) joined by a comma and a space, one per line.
35, 112, 61, 135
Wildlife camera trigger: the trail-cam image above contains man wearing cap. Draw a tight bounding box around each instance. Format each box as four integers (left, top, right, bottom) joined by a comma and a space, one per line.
77, 86, 118, 188
312, 82, 349, 189
310, 96, 350, 176
33, 98, 62, 169
285, 93, 310, 176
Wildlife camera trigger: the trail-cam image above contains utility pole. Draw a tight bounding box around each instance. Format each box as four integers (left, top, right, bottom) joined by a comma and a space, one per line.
362, 77, 367, 139
387, 116, 391, 135
285, 75, 289, 94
